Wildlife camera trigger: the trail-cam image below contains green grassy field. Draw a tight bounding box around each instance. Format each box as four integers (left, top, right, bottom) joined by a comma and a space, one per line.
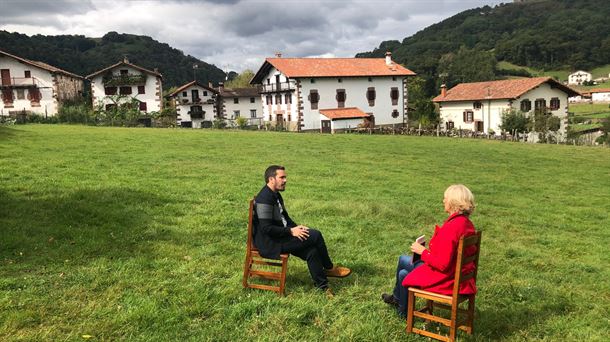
497, 61, 610, 90
1, 125, 609, 341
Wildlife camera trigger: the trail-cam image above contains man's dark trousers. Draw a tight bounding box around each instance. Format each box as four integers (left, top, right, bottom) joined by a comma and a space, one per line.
281, 229, 333, 289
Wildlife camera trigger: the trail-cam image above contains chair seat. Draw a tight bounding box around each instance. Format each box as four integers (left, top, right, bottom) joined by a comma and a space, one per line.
251, 248, 289, 260
408, 287, 470, 304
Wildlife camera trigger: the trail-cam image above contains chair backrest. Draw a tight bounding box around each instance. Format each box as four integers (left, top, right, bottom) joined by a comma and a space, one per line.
452, 231, 482, 299
247, 198, 255, 249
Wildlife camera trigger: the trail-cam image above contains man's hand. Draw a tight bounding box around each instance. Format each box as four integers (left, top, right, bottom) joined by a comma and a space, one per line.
410, 241, 426, 255
290, 225, 310, 241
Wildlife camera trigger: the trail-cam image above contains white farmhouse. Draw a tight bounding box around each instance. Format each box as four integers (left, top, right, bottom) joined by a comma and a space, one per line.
433, 77, 580, 134
87, 58, 162, 113
168, 81, 218, 128
250, 53, 416, 132
590, 88, 610, 102
568, 71, 592, 85
217, 84, 262, 126
1, 49, 83, 117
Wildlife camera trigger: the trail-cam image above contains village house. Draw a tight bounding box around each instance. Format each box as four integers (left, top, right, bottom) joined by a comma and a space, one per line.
87, 58, 162, 114
168, 81, 218, 128
1, 49, 84, 117
217, 83, 263, 126
568, 70, 592, 85
433, 77, 580, 134
250, 52, 416, 133
589, 88, 610, 102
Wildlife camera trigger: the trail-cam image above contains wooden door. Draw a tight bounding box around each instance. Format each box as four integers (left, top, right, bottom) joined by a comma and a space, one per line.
476, 121, 484, 132
1, 69, 11, 86
321, 120, 331, 133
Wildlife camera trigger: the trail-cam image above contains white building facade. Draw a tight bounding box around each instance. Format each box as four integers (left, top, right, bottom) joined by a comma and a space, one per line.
251, 53, 416, 132
568, 71, 592, 85
168, 81, 218, 128
590, 89, 610, 102
434, 77, 580, 135
87, 58, 162, 113
217, 85, 262, 126
1, 49, 83, 117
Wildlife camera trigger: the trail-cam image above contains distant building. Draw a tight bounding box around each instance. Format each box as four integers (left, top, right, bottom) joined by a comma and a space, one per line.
1, 49, 84, 117
568, 71, 592, 85
168, 81, 218, 128
217, 84, 262, 126
87, 58, 163, 113
590, 88, 610, 102
433, 77, 580, 135
250, 52, 416, 133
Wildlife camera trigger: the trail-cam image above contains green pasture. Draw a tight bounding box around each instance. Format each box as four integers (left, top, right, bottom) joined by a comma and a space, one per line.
1, 125, 609, 341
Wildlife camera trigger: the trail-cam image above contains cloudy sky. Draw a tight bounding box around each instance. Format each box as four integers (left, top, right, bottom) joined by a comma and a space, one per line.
0, 0, 504, 72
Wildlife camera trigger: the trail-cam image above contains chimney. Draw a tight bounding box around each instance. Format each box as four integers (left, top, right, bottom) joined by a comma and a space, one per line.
208, 81, 213, 88
385, 51, 392, 65
275, 52, 282, 58
123, 56, 129, 63
441, 84, 447, 97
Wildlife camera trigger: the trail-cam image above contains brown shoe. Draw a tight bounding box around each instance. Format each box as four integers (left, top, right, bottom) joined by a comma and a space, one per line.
325, 266, 351, 278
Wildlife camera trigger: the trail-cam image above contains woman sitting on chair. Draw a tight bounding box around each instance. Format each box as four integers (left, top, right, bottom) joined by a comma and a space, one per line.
381, 184, 478, 317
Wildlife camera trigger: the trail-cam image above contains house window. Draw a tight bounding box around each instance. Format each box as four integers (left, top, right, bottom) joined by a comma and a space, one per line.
190, 106, 203, 119
119, 86, 132, 95
391, 109, 399, 118
520, 99, 531, 112
16, 89, 25, 100
266, 95, 272, 105
473, 101, 482, 109
104, 86, 117, 95
366, 87, 376, 106
24, 70, 31, 78
137, 86, 145, 94
234, 98, 239, 104
203, 91, 208, 97
535, 98, 546, 113
309, 89, 319, 109
368, 77, 373, 82
390, 87, 399, 105
285, 93, 292, 104
338, 78, 342, 83
105, 104, 116, 111
267, 78, 270, 85
233, 110, 240, 118
336, 89, 346, 108
250, 97, 255, 103
463, 110, 474, 123
550, 97, 560, 110
182, 91, 187, 97
446, 121, 455, 130
28, 88, 41, 102
139, 101, 147, 112
250, 109, 257, 118
310, 79, 316, 84
275, 94, 282, 104
392, 76, 397, 81
120, 69, 128, 75
191, 89, 199, 102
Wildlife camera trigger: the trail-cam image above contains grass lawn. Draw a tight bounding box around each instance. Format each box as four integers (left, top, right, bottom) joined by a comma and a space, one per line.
1, 125, 609, 341
570, 103, 610, 121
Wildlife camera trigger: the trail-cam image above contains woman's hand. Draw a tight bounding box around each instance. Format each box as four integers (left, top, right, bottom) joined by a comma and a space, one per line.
410, 242, 426, 255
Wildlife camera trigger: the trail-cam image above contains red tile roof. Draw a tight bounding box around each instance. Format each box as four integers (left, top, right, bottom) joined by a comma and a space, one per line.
589, 88, 610, 93
433, 77, 580, 102
251, 57, 415, 83
0, 49, 84, 79
319, 107, 370, 120
168, 80, 217, 97
86, 60, 162, 79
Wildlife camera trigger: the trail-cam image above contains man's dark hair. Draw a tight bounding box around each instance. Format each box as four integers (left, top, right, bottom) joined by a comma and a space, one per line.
264, 165, 285, 183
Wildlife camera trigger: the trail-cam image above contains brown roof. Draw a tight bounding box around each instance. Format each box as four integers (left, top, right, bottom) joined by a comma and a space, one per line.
589, 88, 610, 93
433, 77, 580, 102
86, 60, 162, 79
319, 107, 370, 120
168, 81, 217, 97
251, 57, 415, 83
0, 49, 84, 79
219, 86, 260, 97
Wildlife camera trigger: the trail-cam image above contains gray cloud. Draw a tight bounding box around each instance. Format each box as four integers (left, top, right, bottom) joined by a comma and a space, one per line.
0, 0, 505, 72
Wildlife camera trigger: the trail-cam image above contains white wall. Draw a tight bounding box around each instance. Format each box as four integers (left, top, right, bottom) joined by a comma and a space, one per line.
223, 95, 262, 121
591, 92, 610, 102
1, 55, 57, 116
90, 65, 162, 112
330, 118, 366, 131
568, 71, 591, 85
173, 85, 216, 128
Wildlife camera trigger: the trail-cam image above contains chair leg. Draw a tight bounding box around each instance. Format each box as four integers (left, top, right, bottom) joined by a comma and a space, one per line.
406, 290, 415, 333
279, 257, 288, 296
449, 303, 458, 342
242, 251, 252, 288
465, 296, 476, 334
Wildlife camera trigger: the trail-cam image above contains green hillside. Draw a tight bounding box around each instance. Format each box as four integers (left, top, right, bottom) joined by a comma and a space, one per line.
0, 31, 226, 88
358, 0, 610, 96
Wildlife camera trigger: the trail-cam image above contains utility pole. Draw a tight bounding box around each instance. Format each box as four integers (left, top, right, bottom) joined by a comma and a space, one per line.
193, 64, 198, 81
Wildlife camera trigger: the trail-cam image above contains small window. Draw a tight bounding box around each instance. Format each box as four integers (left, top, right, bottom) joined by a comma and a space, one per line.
250, 97, 255, 103
338, 78, 342, 83
463, 110, 474, 123
120, 69, 129, 75
520, 99, 531, 112
336, 89, 346, 108
275, 94, 282, 104
366, 87, 376, 106
250, 109, 257, 118
535, 98, 546, 113
285, 93, 292, 104
203, 91, 208, 96
233, 110, 240, 118
267, 78, 270, 85
266, 95, 272, 105
368, 77, 373, 82
309, 89, 319, 110
550, 97, 560, 110
446, 121, 454, 130
310, 79, 316, 84
16, 89, 25, 99
139, 101, 147, 112
120, 86, 132, 95
104, 86, 117, 95
473, 101, 482, 109
392, 76, 397, 81
24, 70, 31, 78
390, 87, 399, 105
234, 98, 239, 104
182, 91, 187, 97
391, 109, 399, 118
137, 86, 145, 94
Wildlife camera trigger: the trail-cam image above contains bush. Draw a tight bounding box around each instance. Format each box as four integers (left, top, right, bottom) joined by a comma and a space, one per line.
235, 117, 248, 129
212, 118, 227, 129
58, 103, 95, 124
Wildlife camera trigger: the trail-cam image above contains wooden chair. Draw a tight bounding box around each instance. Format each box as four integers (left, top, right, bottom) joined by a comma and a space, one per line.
406, 231, 482, 342
242, 198, 289, 296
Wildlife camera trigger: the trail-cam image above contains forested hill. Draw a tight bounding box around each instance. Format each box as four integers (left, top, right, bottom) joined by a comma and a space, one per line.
357, 0, 610, 95
0, 31, 227, 89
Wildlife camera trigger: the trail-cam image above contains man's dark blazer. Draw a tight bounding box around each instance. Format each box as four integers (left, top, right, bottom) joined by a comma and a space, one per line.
253, 185, 297, 259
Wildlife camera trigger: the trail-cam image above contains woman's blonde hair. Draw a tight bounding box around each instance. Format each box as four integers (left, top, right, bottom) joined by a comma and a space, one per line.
444, 184, 475, 215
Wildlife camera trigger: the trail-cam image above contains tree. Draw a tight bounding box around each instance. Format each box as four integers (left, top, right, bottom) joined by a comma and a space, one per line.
407, 77, 438, 129
225, 69, 256, 88
500, 109, 531, 134
596, 115, 610, 146
437, 46, 496, 88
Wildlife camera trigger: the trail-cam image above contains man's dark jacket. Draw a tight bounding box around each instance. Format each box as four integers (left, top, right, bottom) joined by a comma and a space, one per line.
253, 185, 297, 259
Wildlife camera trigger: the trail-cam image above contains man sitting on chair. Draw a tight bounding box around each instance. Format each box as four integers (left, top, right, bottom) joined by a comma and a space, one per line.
254, 165, 351, 294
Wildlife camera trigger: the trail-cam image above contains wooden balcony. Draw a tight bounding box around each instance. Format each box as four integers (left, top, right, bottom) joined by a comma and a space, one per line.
261, 82, 293, 93
0, 77, 39, 88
